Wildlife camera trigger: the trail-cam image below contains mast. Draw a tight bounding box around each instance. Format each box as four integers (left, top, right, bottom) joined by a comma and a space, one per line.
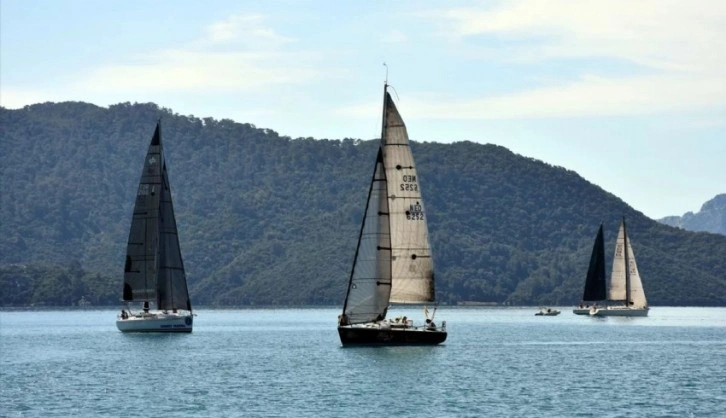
623, 217, 631, 306
382, 83, 389, 145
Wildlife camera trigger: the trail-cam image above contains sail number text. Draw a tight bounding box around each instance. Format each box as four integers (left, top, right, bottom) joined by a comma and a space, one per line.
400, 175, 419, 192
406, 202, 425, 221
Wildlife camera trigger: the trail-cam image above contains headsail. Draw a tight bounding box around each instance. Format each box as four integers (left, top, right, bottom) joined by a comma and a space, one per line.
582, 224, 607, 301
381, 89, 435, 304
341, 149, 392, 324
156, 160, 192, 312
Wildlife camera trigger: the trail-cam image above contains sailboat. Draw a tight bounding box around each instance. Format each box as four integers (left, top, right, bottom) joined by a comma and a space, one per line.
116, 122, 194, 333
574, 218, 649, 317
337, 84, 447, 345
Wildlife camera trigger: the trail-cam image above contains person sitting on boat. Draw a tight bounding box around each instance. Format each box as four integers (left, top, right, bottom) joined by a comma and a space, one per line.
143, 301, 150, 314
120, 309, 128, 320
425, 318, 436, 330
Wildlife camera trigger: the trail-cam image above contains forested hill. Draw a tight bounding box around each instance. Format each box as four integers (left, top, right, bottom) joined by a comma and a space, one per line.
2, 102, 725, 307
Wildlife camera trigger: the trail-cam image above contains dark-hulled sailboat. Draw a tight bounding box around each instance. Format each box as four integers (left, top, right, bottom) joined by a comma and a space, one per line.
116, 122, 193, 332
574, 218, 649, 317
337, 84, 447, 345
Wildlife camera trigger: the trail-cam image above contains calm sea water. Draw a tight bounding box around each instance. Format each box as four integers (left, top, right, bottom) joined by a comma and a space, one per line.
1, 307, 724, 417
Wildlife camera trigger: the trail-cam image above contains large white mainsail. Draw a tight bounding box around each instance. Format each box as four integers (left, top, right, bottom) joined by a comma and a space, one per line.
608, 219, 647, 308
381, 91, 435, 304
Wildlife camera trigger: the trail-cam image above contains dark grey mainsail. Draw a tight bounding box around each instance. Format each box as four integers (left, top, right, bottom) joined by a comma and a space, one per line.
582, 223, 607, 302
122, 122, 191, 313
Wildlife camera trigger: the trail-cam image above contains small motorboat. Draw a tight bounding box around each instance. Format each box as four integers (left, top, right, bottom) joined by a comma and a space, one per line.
535, 307, 561, 316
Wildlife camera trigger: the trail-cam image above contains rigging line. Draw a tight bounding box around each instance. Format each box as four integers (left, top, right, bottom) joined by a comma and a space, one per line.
382, 62, 401, 101
389, 84, 400, 102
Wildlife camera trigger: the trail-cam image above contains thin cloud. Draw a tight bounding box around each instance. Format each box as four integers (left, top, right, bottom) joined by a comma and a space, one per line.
79, 49, 319, 94
1, 89, 48, 108
202, 14, 296, 49
336, 73, 726, 120
381, 29, 408, 44
401, 0, 726, 119
3, 13, 322, 106
434, 0, 726, 74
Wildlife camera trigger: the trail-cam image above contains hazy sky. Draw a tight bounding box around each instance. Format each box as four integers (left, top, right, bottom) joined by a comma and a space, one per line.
2, 0, 724, 219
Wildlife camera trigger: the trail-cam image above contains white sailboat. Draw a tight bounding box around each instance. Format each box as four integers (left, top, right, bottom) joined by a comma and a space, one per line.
337, 83, 446, 345
588, 218, 649, 317
116, 122, 193, 332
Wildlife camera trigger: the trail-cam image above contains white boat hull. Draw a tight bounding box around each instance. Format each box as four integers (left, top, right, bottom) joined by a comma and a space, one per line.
573, 306, 649, 317
589, 307, 649, 317
573, 308, 592, 315
116, 311, 193, 333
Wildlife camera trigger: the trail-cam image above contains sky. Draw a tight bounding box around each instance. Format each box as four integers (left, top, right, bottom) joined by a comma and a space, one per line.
2, 0, 725, 219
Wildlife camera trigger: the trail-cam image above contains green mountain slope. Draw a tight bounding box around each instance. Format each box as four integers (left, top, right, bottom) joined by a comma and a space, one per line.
1, 102, 725, 306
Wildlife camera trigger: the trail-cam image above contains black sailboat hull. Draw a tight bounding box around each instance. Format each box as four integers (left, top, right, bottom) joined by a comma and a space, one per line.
337, 326, 447, 345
